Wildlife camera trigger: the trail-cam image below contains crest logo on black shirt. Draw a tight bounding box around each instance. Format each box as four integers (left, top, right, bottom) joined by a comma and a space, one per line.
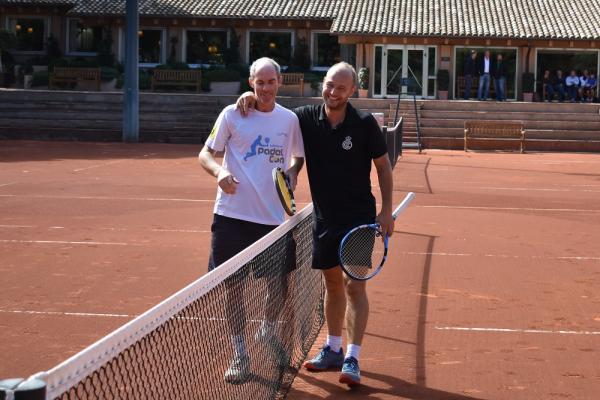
342, 136, 353, 150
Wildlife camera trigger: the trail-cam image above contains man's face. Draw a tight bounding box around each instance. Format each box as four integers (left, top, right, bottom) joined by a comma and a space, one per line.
322, 68, 356, 111
249, 64, 281, 111
485, 51, 490, 58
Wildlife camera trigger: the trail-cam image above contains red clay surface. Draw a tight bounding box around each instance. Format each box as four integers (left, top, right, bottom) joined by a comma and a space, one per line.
1, 140, 599, 399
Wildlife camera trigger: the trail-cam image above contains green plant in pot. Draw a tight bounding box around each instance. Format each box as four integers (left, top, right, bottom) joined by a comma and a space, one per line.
522, 72, 534, 101
436, 69, 449, 99
358, 67, 369, 98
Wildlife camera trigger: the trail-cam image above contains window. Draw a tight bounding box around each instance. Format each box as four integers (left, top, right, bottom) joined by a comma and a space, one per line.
248, 31, 292, 66
312, 32, 340, 68
8, 17, 46, 52
68, 19, 104, 54
454, 47, 518, 99
138, 29, 164, 64
186, 30, 227, 65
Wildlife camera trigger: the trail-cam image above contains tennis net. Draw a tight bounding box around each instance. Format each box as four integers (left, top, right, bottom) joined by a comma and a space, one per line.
26, 204, 323, 400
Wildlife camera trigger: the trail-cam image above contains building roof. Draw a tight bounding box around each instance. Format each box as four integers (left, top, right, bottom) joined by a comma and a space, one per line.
331, 0, 600, 40
0, 0, 76, 5
3, 0, 600, 40
68, 0, 340, 19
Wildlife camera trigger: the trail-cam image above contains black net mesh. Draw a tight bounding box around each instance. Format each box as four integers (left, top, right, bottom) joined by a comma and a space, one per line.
53, 213, 323, 400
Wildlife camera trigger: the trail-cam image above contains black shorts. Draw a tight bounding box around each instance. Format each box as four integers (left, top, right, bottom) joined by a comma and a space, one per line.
208, 214, 296, 278
311, 217, 374, 270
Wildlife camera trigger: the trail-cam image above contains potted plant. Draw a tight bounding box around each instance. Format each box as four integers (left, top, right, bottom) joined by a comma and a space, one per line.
205, 68, 241, 94
20, 62, 34, 89
522, 72, 535, 102
436, 69, 450, 100
358, 67, 369, 98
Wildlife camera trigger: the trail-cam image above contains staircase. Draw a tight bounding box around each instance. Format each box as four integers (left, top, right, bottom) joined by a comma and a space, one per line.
0, 89, 222, 143
418, 100, 600, 152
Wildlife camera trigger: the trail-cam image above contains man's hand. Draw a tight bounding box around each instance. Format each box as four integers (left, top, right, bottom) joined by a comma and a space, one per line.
235, 91, 257, 116
376, 210, 395, 237
217, 168, 239, 194
285, 167, 299, 191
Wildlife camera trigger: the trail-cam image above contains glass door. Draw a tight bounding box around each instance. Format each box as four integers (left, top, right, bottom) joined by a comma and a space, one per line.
374, 45, 435, 98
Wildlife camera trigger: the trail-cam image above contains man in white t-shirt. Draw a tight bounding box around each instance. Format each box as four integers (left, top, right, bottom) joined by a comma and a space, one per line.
198, 57, 305, 384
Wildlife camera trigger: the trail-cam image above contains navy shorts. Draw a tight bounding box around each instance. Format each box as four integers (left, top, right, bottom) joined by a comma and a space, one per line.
208, 214, 296, 278
312, 217, 374, 270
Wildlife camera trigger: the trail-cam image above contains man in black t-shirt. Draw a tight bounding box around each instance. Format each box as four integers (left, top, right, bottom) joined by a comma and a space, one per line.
237, 62, 394, 386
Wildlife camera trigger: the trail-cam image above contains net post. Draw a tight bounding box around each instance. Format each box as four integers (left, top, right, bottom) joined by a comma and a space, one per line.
0, 378, 45, 400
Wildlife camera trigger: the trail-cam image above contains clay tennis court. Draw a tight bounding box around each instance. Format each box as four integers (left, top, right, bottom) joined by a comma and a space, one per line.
1, 140, 599, 399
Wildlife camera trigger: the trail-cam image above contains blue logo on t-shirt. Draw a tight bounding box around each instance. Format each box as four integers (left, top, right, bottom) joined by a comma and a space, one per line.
244, 135, 284, 163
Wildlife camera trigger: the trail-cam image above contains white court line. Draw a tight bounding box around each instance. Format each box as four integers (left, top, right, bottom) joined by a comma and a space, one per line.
435, 326, 600, 336
402, 251, 600, 261
0, 224, 33, 228
480, 186, 600, 193
0, 309, 280, 324
0, 309, 134, 318
0, 194, 213, 203
419, 205, 600, 213
72, 159, 129, 172
0, 182, 17, 188
0, 239, 130, 246
152, 228, 210, 233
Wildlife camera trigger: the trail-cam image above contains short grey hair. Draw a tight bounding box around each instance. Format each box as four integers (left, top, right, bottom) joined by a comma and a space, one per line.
249, 57, 281, 79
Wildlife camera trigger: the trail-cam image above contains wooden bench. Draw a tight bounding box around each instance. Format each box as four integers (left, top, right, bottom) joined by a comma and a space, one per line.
464, 120, 525, 153
151, 69, 202, 93
49, 67, 101, 91
456, 75, 497, 99
281, 73, 304, 96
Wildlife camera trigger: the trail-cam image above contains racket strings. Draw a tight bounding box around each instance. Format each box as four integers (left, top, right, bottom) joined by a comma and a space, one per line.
339, 227, 385, 279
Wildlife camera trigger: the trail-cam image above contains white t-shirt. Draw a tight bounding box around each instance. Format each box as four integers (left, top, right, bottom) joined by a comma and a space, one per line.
205, 103, 304, 225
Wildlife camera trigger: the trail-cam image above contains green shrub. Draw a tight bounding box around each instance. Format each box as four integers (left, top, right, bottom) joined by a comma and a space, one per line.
116, 70, 151, 90
436, 69, 449, 91
522, 72, 535, 93
100, 66, 119, 82
32, 70, 49, 87
204, 69, 241, 82
358, 67, 369, 90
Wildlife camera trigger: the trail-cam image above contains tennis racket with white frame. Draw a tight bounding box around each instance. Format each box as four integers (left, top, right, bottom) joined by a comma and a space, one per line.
338, 192, 415, 280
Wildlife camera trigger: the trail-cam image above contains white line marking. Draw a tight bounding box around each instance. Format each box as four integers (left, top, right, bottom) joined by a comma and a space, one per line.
419, 205, 600, 213
0, 194, 213, 203
151, 228, 210, 233
480, 186, 600, 193
0, 309, 134, 318
72, 160, 128, 172
435, 326, 600, 336
402, 251, 600, 261
0, 224, 33, 228
0, 182, 17, 188
0, 239, 130, 246
0, 309, 284, 324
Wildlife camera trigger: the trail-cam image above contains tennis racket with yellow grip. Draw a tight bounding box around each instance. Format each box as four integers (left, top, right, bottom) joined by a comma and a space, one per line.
338, 192, 415, 280
272, 167, 296, 216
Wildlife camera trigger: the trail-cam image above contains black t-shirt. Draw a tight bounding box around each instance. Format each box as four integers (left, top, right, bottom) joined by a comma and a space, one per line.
294, 103, 388, 227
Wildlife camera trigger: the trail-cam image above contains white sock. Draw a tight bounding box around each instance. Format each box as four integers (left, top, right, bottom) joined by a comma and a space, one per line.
325, 335, 342, 352
346, 344, 361, 360
259, 320, 276, 335
232, 334, 246, 357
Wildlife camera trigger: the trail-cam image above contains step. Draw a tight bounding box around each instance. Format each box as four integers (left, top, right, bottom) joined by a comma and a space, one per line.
420, 118, 600, 131
420, 110, 600, 122
422, 100, 600, 114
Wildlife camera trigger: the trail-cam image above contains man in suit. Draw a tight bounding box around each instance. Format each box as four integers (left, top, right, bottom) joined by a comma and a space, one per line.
492, 53, 507, 101
463, 50, 478, 99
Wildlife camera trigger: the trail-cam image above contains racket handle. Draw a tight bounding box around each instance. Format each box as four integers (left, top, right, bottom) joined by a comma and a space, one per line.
392, 192, 415, 219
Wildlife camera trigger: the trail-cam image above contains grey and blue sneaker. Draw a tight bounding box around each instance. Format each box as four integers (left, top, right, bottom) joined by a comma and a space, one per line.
224, 353, 250, 384
303, 345, 344, 371
339, 356, 361, 386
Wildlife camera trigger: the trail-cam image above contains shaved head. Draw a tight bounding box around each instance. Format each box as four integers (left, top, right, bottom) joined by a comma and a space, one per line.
326, 62, 357, 88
